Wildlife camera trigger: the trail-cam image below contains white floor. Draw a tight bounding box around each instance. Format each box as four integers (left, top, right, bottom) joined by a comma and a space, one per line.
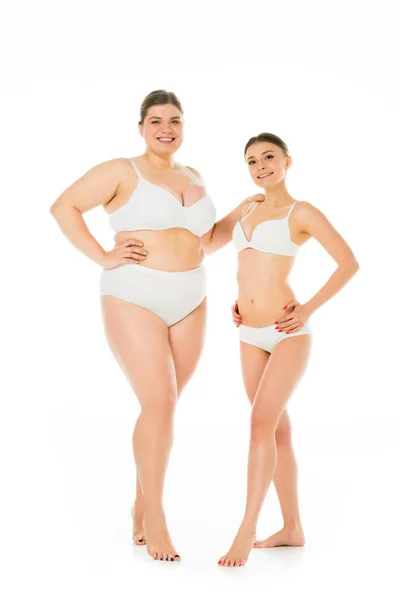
3, 409, 398, 599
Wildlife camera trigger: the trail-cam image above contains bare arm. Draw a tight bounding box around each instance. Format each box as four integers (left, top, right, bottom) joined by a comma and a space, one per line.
200, 197, 255, 255
50, 158, 143, 266
297, 201, 360, 315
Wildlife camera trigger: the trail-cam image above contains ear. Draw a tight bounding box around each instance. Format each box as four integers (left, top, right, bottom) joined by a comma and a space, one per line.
285, 155, 293, 170
138, 123, 144, 138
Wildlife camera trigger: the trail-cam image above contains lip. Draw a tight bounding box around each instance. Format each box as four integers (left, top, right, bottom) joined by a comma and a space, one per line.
157, 137, 175, 143
257, 172, 273, 179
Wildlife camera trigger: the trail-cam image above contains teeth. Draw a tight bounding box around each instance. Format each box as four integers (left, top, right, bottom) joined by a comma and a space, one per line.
158, 137, 174, 142
258, 172, 273, 178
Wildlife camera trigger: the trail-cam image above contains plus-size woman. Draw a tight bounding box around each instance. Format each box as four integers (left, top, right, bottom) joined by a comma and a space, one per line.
216, 133, 359, 567
50, 90, 261, 562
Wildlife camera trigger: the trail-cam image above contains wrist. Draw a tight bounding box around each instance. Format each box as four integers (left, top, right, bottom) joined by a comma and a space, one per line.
303, 300, 317, 316
97, 249, 108, 268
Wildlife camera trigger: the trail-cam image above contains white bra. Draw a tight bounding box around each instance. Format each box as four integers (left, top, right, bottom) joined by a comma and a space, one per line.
232, 201, 299, 256
108, 159, 216, 236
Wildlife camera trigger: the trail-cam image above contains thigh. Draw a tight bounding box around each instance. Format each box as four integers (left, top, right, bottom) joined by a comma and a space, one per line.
101, 296, 177, 407
168, 297, 207, 397
252, 336, 312, 429
240, 339, 293, 439
240, 340, 271, 405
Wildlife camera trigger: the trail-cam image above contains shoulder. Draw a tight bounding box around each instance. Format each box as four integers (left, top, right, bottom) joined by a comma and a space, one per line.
241, 193, 264, 217
292, 200, 323, 219
83, 157, 135, 180
291, 201, 329, 233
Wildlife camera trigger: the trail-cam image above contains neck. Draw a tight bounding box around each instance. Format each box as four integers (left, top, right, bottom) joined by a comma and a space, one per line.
144, 149, 175, 169
262, 181, 293, 207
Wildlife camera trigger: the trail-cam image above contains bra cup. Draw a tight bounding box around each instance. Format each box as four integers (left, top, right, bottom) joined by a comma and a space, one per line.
138, 187, 182, 229
186, 196, 217, 236
109, 179, 215, 235
232, 223, 246, 252
232, 220, 298, 256
251, 220, 291, 253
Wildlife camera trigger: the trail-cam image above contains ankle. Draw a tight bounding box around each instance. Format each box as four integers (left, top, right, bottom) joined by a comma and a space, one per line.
283, 518, 302, 530
144, 506, 166, 521
239, 519, 257, 535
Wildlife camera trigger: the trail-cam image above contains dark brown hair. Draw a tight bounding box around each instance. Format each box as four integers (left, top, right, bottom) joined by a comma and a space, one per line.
244, 133, 289, 157
139, 90, 183, 125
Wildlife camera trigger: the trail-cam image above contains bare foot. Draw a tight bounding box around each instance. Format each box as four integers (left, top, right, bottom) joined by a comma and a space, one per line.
218, 526, 256, 567
143, 513, 181, 562
253, 525, 305, 548
131, 502, 146, 546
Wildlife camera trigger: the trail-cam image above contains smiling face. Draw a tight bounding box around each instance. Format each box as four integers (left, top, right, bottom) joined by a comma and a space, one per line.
245, 142, 292, 189
139, 103, 184, 155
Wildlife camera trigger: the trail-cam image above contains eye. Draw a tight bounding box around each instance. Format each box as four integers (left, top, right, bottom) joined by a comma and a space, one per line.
151, 120, 160, 125
171, 120, 180, 124
248, 160, 255, 165
265, 155, 273, 160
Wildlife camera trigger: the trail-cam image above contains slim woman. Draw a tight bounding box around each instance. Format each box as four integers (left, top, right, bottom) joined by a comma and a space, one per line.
216, 133, 359, 567
50, 90, 260, 562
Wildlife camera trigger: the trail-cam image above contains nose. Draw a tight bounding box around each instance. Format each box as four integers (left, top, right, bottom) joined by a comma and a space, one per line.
161, 124, 173, 133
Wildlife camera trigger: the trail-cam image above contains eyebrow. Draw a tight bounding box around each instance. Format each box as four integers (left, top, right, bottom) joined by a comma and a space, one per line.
247, 150, 276, 160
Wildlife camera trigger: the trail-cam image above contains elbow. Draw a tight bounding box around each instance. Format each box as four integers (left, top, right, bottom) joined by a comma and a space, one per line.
50, 198, 63, 218
350, 257, 360, 274
342, 257, 360, 277
50, 203, 59, 220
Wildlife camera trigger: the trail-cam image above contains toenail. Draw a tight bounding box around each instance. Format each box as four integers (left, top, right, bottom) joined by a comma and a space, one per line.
175, 554, 180, 558
160, 558, 163, 560
171, 558, 175, 561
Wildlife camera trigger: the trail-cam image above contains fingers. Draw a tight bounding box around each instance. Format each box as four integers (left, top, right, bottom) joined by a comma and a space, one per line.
231, 301, 242, 327
283, 325, 302, 333
123, 239, 145, 248
121, 241, 148, 255
278, 320, 303, 332
123, 250, 147, 261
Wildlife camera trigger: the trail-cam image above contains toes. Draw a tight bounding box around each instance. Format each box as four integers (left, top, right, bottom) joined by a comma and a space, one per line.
133, 536, 146, 546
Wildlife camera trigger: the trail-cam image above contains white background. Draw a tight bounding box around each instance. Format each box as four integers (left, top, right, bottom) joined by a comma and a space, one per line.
1, 1, 399, 598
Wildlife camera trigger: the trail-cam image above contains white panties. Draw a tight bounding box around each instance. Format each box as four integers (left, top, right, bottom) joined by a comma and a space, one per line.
100, 263, 206, 327
240, 322, 311, 353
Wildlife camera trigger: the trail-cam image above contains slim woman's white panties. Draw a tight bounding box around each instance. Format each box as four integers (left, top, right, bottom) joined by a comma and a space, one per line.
239, 322, 311, 353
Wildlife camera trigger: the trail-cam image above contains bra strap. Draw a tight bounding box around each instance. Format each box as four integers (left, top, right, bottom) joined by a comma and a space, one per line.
287, 201, 297, 218
129, 159, 143, 179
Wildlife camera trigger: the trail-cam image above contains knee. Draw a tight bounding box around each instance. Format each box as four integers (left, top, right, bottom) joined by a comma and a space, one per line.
250, 409, 276, 440
140, 395, 177, 421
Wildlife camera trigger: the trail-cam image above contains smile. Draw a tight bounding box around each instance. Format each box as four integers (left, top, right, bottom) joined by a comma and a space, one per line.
258, 172, 273, 179
157, 137, 175, 143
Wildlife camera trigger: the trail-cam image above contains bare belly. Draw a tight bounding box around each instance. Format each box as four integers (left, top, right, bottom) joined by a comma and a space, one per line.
237, 249, 297, 327
114, 228, 204, 272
